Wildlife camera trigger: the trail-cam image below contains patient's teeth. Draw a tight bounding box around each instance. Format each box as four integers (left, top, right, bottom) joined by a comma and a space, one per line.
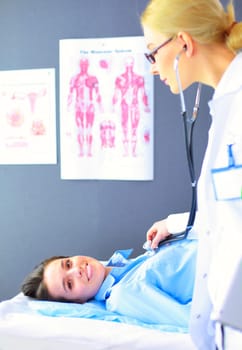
86, 264, 91, 281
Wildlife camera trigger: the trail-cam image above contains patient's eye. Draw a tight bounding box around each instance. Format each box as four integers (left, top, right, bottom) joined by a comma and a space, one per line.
65, 259, 71, 269
67, 280, 72, 290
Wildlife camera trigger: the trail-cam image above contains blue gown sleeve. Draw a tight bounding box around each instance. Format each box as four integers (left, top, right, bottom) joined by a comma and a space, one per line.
106, 281, 191, 330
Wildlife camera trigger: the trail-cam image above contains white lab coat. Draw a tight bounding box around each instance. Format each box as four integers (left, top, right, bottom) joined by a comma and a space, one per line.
167, 53, 242, 349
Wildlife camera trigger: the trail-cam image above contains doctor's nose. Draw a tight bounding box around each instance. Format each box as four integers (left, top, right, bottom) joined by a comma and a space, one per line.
150, 63, 159, 76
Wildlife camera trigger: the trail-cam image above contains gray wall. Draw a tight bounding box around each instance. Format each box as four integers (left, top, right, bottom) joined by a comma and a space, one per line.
0, 0, 238, 301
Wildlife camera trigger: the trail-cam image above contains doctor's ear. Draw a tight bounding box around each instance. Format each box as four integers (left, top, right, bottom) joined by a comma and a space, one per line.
177, 31, 194, 56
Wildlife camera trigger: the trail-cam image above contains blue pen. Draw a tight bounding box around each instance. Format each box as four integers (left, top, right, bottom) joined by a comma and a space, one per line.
227, 144, 235, 167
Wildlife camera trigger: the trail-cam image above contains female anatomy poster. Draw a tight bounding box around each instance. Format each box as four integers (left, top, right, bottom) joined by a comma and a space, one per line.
60, 37, 153, 180
0, 68, 56, 164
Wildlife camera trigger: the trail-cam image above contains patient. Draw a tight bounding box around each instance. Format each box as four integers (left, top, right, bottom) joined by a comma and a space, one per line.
21, 239, 197, 329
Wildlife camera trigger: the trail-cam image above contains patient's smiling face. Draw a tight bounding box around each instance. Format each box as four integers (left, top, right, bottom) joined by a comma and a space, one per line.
43, 256, 111, 303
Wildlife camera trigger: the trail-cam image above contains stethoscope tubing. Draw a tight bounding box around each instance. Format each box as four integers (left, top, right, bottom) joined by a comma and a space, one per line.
158, 52, 202, 247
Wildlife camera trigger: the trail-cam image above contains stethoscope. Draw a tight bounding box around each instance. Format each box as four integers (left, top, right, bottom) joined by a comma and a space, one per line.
144, 47, 202, 251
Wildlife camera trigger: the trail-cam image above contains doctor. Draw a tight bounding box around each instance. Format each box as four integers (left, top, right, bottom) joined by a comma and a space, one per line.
140, 0, 242, 349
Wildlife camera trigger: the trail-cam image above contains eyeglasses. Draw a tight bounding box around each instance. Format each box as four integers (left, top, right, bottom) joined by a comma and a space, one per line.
144, 37, 173, 64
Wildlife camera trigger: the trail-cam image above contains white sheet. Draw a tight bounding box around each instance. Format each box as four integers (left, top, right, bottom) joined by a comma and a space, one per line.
0, 294, 197, 350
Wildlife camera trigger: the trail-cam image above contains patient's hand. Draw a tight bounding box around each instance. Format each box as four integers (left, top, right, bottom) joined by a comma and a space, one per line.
146, 219, 171, 249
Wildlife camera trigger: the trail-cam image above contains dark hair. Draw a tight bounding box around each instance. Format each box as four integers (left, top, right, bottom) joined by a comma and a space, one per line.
21, 256, 67, 301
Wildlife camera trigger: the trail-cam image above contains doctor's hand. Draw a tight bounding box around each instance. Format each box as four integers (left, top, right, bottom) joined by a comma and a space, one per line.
146, 219, 171, 249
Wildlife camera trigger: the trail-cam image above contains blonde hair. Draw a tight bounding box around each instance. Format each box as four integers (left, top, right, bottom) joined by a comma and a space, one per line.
141, 0, 242, 52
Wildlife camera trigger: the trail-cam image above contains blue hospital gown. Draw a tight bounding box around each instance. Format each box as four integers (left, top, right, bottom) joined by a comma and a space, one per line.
95, 238, 197, 330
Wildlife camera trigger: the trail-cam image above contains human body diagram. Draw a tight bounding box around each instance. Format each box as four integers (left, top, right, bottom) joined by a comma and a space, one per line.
112, 56, 150, 157
67, 58, 102, 157
67, 56, 151, 158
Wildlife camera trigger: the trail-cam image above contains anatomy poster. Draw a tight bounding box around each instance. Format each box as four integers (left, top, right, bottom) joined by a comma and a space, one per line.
0, 68, 56, 164
60, 37, 153, 180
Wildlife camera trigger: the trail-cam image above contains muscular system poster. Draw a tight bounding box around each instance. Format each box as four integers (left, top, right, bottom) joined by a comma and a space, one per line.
60, 37, 153, 180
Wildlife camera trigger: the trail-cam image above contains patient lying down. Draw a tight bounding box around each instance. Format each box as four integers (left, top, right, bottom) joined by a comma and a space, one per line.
21, 239, 197, 330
